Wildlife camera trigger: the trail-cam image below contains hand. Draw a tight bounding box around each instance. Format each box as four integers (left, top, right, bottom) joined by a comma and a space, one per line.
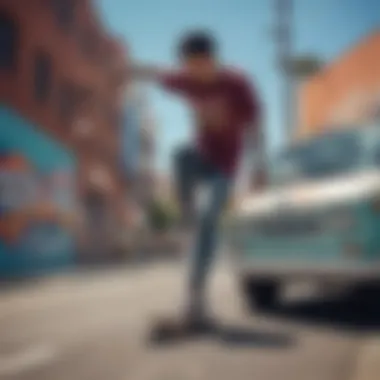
130, 63, 162, 82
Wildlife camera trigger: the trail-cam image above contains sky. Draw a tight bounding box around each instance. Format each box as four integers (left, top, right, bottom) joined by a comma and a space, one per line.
96, 0, 380, 174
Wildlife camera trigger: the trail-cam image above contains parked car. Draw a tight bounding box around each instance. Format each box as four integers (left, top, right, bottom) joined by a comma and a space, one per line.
225, 123, 380, 310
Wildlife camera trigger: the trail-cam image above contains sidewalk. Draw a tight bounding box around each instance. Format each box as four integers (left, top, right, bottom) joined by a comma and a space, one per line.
351, 337, 380, 380
0, 244, 185, 297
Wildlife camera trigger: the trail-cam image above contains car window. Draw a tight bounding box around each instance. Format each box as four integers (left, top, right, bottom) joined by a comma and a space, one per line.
273, 131, 362, 183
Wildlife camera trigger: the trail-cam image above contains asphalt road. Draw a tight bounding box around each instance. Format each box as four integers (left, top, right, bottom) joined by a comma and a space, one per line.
0, 262, 379, 380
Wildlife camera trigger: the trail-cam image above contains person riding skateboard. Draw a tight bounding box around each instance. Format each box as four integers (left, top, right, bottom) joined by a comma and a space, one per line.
131, 30, 264, 338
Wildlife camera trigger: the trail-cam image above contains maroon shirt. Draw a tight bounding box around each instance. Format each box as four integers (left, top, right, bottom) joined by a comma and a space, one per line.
160, 69, 261, 176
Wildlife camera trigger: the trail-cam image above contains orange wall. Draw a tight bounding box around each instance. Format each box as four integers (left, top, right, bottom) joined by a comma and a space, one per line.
298, 30, 380, 138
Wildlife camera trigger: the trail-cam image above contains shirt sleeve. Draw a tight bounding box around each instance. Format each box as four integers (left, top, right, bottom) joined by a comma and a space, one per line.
159, 71, 188, 94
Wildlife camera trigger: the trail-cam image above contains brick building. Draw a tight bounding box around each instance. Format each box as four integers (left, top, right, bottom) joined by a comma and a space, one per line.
0, 0, 131, 260
298, 30, 380, 139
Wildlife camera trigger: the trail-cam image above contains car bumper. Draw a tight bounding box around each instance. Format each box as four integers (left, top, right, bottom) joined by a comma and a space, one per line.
235, 259, 380, 282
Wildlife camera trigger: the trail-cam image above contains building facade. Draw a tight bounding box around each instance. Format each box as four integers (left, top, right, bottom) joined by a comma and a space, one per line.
0, 0, 130, 264
123, 85, 157, 205
298, 30, 380, 139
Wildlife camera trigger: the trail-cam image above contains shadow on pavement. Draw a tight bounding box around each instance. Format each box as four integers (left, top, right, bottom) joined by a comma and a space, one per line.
215, 324, 295, 348
265, 296, 380, 333
148, 323, 295, 349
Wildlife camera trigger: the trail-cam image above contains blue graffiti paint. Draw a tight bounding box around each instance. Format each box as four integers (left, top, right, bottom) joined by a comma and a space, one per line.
0, 105, 77, 278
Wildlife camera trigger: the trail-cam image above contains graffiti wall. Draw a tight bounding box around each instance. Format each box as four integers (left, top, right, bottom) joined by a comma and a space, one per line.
0, 105, 77, 277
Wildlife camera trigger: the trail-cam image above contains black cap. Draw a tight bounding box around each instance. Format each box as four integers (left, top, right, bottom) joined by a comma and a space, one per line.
178, 30, 217, 58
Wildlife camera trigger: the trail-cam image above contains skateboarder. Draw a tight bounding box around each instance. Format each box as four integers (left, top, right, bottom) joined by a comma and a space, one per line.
131, 30, 264, 337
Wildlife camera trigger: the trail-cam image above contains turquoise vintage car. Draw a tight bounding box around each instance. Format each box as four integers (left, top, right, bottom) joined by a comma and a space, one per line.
227, 123, 380, 310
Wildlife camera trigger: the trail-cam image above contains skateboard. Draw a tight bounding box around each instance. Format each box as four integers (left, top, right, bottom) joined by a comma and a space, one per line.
149, 315, 220, 344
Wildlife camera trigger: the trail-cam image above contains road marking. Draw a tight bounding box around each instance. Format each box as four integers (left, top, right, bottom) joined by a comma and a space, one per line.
0, 344, 60, 376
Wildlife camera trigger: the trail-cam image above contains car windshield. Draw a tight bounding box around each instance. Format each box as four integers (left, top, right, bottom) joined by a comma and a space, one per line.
273, 131, 362, 183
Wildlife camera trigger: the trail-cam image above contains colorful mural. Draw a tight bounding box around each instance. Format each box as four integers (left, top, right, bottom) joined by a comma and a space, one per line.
0, 105, 77, 277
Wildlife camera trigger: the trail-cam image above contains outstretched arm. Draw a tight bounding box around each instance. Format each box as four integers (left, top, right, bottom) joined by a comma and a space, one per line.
130, 63, 186, 94
129, 63, 165, 82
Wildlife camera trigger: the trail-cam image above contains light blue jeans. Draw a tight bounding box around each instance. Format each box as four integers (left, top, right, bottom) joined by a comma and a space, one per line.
173, 146, 231, 310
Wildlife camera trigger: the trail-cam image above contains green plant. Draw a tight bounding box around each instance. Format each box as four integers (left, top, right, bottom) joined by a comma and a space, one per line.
147, 199, 178, 232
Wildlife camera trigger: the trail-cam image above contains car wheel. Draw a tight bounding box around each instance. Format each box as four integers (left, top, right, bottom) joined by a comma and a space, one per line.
241, 278, 280, 312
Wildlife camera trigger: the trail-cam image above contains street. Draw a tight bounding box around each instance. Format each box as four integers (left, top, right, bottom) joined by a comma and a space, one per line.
0, 262, 379, 380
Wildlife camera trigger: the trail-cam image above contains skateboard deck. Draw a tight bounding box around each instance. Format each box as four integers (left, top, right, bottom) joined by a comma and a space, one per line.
149, 315, 220, 344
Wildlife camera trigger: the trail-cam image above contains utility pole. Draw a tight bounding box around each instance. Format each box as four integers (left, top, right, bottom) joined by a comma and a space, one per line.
274, 0, 294, 146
